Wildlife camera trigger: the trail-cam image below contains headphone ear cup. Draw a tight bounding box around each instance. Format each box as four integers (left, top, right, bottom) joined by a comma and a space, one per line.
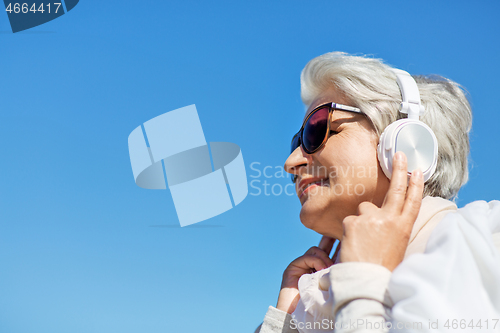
377, 122, 397, 180
377, 119, 438, 181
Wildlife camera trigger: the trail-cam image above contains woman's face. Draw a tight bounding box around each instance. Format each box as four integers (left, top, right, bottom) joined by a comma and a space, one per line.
284, 88, 390, 239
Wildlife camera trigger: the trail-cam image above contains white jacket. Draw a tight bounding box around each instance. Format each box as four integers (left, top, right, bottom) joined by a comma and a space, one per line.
257, 197, 500, 333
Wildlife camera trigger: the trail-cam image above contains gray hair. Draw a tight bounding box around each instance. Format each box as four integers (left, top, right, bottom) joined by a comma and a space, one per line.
300, 52, 472, 200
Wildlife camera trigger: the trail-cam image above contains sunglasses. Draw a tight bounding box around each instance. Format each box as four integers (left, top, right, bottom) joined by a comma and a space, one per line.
290, 102, 364, 182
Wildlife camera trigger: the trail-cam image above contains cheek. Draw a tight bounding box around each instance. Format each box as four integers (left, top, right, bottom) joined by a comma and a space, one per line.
332, 135, 379, 177
320, 135, 356, 168
351, 138, 389, 204
354, 144, 379, 178
333, 133, 380, 193
349, 130, 379, 166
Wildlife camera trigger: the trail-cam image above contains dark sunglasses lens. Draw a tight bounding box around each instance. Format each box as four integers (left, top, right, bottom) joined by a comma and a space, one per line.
290, 134, 300, 183
303, 106, 329, 152
290, 133, 300, 154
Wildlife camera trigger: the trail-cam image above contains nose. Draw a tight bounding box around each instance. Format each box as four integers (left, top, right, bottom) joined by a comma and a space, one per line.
284, 146, 311, 182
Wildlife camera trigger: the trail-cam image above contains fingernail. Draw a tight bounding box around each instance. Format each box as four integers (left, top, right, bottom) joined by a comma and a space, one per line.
414, 169, 423, 179
395, 152, 403, 161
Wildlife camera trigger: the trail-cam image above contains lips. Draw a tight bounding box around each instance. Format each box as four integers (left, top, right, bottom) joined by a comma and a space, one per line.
298, 177, 329, 198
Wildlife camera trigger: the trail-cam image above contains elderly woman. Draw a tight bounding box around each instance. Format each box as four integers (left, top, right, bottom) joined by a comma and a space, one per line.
255, 52, 500, 333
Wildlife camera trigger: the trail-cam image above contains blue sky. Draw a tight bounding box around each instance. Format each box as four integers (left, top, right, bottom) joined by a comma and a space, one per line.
1, 1, 499, 332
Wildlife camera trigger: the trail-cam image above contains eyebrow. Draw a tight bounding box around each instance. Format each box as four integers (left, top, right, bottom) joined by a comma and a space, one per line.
331, 115, 359, 125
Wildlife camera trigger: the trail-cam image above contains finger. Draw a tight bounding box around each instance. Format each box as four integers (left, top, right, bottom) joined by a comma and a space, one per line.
291, 254, 329, 272
357, 201, 378, 215
305, 247, 334, 267
318, 236, 335, 256
383, 151, 409, 212
331, 241, 341, 264
402, 168, 424, 223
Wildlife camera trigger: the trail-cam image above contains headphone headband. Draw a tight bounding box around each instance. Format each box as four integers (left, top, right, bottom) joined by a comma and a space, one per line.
391, 68, 425, 120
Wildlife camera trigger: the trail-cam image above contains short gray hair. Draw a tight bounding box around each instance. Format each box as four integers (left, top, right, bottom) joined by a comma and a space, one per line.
300, 52, 472, 200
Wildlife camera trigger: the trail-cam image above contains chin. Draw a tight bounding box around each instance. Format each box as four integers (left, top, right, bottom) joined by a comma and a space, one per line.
299, 194, 346, 238
299, 197, 331, 231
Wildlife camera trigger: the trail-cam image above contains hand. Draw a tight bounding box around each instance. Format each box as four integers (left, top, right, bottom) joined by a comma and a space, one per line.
339, 151, 424, 271
276, 236, 339, 314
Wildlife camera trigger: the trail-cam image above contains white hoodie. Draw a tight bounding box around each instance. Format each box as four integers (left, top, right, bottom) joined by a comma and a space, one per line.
257, 197, 500, 333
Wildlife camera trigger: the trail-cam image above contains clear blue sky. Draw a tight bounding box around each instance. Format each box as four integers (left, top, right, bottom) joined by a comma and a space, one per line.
1, 1, 499, 332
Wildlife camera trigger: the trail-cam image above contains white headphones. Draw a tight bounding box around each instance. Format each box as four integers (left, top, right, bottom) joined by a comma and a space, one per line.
377, 68, 438, 181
